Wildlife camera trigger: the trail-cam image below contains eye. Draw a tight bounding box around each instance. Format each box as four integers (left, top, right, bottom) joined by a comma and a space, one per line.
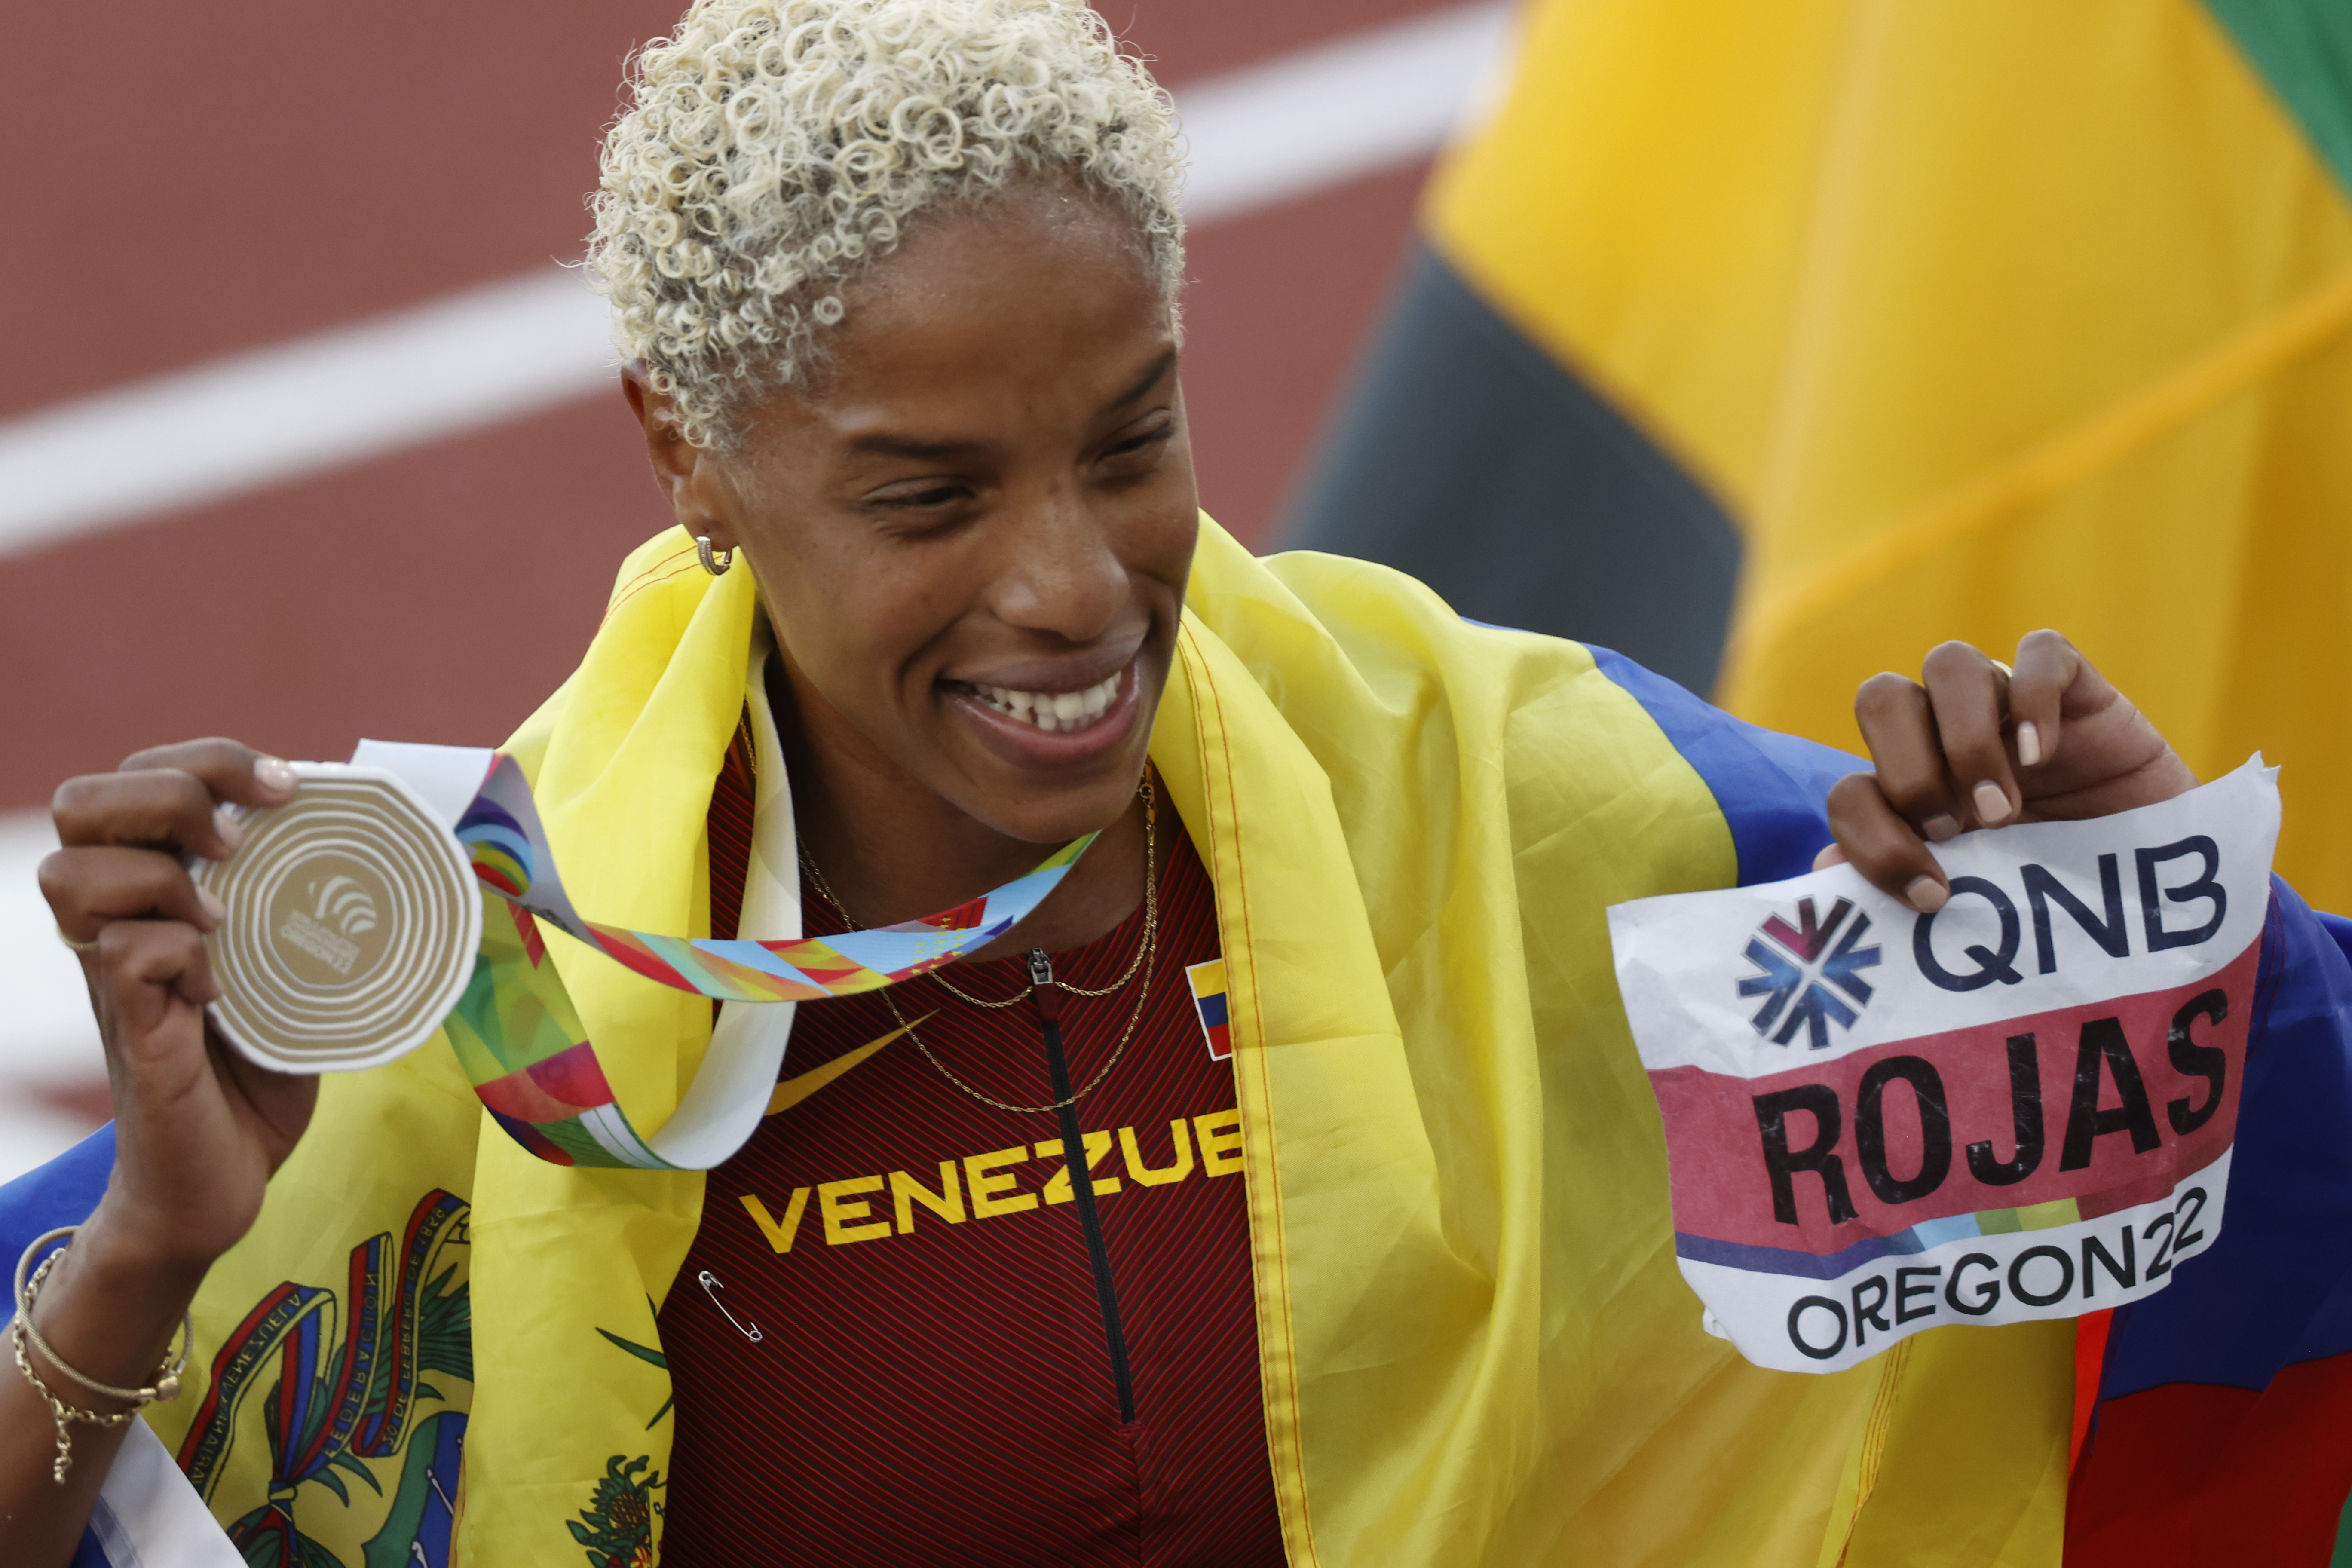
1101, 412, 1174, 462
867, 479, 971, 511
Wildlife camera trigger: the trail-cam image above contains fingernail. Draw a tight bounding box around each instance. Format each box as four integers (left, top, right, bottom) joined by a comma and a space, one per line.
254, 756, 298, 793
1923, 814, 1960, 843
1906, 876, 1948, 913
213, 805, 244, 853
1972, 781, 2012, 824
196, 888, 228, 928
2015, 721, 2042, 769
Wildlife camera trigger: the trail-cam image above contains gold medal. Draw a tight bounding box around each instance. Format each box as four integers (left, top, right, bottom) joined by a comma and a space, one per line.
190, 764, 480, 1073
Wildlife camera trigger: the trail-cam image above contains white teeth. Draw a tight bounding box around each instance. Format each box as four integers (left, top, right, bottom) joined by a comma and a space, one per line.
968, 669, 1125, 734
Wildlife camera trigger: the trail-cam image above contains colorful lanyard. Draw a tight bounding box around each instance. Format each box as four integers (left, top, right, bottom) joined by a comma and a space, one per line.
457, 750, 1085, 1006
393, 648, 1095, 1171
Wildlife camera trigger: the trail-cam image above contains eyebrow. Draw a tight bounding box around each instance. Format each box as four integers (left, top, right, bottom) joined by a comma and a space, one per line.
843, 349, 1179, 462
1107, 349, 1178, 412
848, 433, 975, 461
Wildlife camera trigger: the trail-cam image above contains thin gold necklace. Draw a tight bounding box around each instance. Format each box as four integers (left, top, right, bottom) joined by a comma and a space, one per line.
930, 775, 1157, 1008
799, 776, 1159, 1114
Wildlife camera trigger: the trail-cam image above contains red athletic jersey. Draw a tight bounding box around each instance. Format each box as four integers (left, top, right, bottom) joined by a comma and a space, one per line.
658, 741, 1286, 1566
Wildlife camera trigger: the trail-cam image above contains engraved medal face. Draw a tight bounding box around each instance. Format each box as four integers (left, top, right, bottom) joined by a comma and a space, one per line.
266, 852, 393, 987
193, 766, 481, 1073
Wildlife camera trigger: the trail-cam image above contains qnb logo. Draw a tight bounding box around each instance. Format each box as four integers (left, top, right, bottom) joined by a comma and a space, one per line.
1911, 838, 2226, 993
1740, 897, 1883, 1050
309, 875, 380, 937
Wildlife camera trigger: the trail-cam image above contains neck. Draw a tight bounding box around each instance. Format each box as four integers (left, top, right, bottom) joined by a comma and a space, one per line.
767, 658, 1150, 961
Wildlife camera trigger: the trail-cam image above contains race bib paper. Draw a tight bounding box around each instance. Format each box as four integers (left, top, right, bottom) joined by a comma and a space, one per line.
1607, 758, 2279, 1374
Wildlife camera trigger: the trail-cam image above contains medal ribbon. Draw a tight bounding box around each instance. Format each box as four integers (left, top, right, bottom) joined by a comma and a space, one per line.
426, 750, 1092, 1171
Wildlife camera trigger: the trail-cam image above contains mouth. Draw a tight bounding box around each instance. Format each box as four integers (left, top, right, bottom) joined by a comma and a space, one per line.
940, 655, 1147, 770
960, 668, 1125, 735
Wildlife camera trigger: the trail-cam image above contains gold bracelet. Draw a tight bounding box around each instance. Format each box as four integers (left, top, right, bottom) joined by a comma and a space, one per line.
11, 1320, 138, 1484
10, 1228, 193, 1485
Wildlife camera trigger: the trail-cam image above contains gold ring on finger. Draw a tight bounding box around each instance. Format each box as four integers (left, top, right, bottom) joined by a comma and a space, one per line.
1990, 658, 2015, 680
54, 926, 100, 955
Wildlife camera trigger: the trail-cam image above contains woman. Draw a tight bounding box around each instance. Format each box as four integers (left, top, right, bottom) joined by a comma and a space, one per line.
7, 2, 2350, 1564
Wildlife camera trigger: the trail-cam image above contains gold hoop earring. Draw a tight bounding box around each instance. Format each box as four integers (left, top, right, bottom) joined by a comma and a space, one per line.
695, 535, 733, 577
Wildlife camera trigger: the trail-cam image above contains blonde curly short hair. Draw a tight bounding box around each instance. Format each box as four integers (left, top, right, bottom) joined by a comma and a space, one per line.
588, 0, 1185, 448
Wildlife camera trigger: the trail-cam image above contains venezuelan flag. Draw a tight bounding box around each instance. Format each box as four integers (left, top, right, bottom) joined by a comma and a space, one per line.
1186, 957, 1233, 1060
2061, 895, 2352, 1563
1292, 3, 2352, 1555
1289, 0, 2352, 920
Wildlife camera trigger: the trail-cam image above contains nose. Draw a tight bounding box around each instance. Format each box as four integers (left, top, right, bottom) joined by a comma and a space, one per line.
985, 480, 1129, 644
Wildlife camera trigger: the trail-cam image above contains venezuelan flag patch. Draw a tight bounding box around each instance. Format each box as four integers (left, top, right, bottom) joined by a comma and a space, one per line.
1186, 959, 1231, 1061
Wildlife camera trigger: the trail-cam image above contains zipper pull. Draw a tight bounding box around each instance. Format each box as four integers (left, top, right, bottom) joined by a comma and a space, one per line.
1027, 946, 1061, 1022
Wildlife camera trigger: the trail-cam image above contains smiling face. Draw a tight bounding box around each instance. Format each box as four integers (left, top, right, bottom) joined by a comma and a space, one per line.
636, 181, 1198, 854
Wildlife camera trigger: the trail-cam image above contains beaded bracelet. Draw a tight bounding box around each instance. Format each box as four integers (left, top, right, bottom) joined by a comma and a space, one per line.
10, 1227, 193, 1484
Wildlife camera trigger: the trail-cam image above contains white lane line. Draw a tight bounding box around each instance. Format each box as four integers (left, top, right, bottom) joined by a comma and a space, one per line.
0, 1, 1516, 560
0, 274, 613, 563
1179, 0, 1516, 225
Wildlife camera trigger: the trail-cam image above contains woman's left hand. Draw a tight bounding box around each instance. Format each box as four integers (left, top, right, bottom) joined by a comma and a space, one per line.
1822, 629, 2199, 911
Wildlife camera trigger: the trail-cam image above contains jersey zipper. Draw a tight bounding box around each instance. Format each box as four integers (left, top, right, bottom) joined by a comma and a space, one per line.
1029, 946, 1138, 1425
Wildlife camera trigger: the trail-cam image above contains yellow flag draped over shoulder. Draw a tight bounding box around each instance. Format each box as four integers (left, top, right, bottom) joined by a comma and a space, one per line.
1172, 525, 2071, 1568
126, 519, 2075, 1565
135, 534, 758, 1565
1420, 0, 2352, 911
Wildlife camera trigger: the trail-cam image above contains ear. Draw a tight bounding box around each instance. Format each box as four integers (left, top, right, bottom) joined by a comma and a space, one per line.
620, 363, 741, 554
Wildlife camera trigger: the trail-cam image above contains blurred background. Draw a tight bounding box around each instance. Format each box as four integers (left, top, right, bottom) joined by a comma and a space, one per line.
3, 0, 2347, 1180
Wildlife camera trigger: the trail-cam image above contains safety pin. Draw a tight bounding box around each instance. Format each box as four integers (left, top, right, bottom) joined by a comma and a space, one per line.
699, 1269, 763, 1343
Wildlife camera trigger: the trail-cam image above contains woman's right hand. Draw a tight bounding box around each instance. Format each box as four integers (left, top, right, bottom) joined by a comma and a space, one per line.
40, 739, 320, 1277
3, 741, 320, 1562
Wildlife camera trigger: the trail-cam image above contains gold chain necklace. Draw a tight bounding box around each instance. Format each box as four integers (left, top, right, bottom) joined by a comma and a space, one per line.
930, 775, 1157, 1008
799, 775, 1159, 1114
